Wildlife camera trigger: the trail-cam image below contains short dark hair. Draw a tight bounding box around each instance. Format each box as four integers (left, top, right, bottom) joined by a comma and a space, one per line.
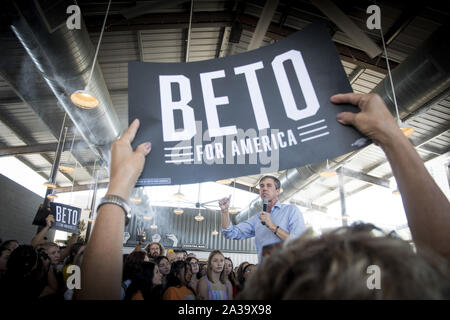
258, 175, 281, 190
239, 224, 450, 299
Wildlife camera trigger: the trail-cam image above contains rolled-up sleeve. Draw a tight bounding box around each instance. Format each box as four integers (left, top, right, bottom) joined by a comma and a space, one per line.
222, 219, 255, 240
288, 207, 306, 238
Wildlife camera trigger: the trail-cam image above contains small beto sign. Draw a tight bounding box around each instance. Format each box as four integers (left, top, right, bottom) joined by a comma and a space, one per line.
129, 22, 369, 186
50, 202, 80, 233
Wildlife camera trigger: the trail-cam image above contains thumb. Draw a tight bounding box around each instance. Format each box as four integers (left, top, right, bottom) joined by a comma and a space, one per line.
136, 142, 152, 156
336, 112, 357, 126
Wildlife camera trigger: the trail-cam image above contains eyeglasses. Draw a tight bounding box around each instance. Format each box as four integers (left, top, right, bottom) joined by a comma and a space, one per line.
190, 262, 198, 265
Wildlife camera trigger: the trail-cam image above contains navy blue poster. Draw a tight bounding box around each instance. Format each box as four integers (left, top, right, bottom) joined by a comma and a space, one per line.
129, 22, 368, 186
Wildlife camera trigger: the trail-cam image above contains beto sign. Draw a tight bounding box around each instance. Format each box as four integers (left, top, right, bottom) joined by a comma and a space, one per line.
50, 202, 80, 233
129, 22, 369, 186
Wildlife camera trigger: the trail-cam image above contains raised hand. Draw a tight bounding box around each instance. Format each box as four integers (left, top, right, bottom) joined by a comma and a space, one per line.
219, 195, 231, 212
108, 119, 152, 200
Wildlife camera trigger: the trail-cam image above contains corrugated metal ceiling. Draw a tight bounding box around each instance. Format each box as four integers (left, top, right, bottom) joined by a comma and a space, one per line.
0, 0, 448, 216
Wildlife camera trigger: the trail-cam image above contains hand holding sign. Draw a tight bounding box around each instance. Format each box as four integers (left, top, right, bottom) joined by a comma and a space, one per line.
46, 214, 55, 228
332, 93, 401, 147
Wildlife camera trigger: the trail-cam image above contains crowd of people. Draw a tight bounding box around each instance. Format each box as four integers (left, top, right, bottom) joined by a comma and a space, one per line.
0, 228, 255, 300
1, 92, 449, 300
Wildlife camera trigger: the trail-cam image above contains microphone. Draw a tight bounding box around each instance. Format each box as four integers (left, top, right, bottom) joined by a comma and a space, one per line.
262, 199, 268, 226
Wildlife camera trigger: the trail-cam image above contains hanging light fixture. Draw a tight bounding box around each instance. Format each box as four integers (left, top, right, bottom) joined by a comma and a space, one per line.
150, 223, 158, 229
211, 211, 218, 236
44, 181, 57, 189
44, 116, 68, 188
130, 187, 142, 204
70, 0, 112, 109
68, 161, 79, 205
319, 159, 337, 178
172, 185, 185, 199
195, 209, 205, 222
144, 216, 153, 221
228, 179, 239, 214
82, 159, 97, 214
59, 129, 77, 173
379, 24, 414, 137
216, 179, 232, 185
173, 207, 184, 215
47, 193, 58, 200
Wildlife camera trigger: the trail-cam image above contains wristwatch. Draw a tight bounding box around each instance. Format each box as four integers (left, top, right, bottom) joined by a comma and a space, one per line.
97, 194, 131, 226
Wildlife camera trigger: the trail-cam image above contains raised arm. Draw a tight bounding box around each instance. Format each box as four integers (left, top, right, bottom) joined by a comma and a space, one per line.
331, 93, 450, 261
219, 196, 231, 229
75, 119, 151, 299
31, 214, 54, 248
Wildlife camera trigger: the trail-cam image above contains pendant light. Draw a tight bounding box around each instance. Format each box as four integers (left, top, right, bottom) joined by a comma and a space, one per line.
44, 114, 67, 188
228, 179, 239, 214
379, 23, 414, 137
59, 129, 77, 173
82, 159, 97, 214
70, 0, 112, 109
195, 209, 205, 222
319, 159, 337, 178
172, 185, 185, 199
211, 210, 218, 236
173, 207, 184, 215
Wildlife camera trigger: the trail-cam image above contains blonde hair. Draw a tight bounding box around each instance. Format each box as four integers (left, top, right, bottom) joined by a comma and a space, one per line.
206, 250, 227, 284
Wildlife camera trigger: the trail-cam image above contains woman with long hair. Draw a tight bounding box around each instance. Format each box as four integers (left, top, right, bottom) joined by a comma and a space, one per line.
125, 261, 162, 300
236, 261, 249, 293
224, 257, 238, 298
198, 250, 232, 300
186, 256, 200, 294
162, 260, 195, 300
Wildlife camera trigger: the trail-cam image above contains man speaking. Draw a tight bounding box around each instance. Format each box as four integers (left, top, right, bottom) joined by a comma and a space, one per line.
219, 176, 306, 261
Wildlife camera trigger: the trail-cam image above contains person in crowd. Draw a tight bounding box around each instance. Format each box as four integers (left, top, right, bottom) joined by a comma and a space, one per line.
199, 262, 208, 277
144, 242, 165, 259
187, 253, 197, 259
62, 242, 85, 284
32, 215, 81, 266
162, 260, 195, 300
236, 261, 249, 293
198, 250, 232, 300
0, 246, 11, 280
125, 261, 163, 300
76, 92, 450, 299
219, 175, 306, 262
1, 240, 19, 252
0, 245, 60, 300
174, 249, 187, 261
63, 244, 86, 300
239, 222, 450, 299
166, 249, 176, 263
121, 251, 149, 299
242, 264, 256, 284
186, 256, 200, 294
261, 241, 284, 261
238, 92, 450, 299
155, 255, 171, 289
224, 257, 238, 298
